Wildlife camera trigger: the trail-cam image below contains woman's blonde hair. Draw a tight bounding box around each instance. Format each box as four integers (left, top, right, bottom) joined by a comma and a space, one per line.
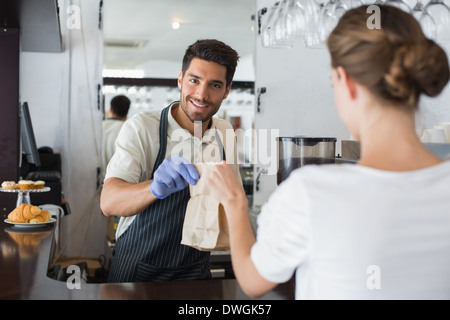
327, 5, 450, 109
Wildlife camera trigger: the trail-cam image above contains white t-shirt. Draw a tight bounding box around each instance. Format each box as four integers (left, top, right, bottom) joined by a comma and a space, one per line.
101, 119, 124, 179
105, 103, 241, 239
251, 161, 450, 299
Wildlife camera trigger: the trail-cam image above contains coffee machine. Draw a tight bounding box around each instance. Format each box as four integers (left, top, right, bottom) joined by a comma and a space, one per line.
277, 136, 337, 184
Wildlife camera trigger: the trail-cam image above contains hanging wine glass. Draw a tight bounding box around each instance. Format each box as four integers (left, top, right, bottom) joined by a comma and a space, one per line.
421, 0, 450, 43
261, 1, 293, 48
334, 0, 365, 21
412, 0, 425, 20
317, 0, 339, 44
384, 0, 412, 13
261, 2, 278, 48
285, 0, 307, 39
304, 0, 323, 47
273, 0, 294, 47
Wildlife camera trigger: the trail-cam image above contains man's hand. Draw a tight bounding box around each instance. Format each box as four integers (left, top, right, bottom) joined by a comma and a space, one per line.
150, 155, 199, 199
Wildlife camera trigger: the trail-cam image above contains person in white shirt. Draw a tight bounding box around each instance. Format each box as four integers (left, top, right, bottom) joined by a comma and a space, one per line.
208, 5, 450, 299
101, 40, 241, 283
101, 95, 130, 179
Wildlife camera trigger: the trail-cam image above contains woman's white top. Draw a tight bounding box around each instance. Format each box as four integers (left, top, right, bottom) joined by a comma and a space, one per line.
251, 161, 450, 299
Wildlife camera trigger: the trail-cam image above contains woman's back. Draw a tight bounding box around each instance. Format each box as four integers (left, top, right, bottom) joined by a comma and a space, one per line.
273, 162, 450, 299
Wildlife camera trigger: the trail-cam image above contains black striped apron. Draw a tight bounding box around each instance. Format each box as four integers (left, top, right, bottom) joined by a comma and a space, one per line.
107, 105, 224, 283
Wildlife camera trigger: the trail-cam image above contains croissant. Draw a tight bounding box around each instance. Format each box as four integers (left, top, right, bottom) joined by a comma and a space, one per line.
29, 210, 51, 224
8, 204, 42, 223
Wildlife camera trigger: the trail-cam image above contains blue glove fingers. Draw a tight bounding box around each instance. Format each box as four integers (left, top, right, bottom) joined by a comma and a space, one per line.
170, 155, 199, 185
150, 156, 199, 199
166, 164, 188, 190
175, 162, 199, 186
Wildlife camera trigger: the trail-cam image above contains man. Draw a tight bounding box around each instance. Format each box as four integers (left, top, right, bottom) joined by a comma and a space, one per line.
101, 39, 241, 283
101, 94, 130, 178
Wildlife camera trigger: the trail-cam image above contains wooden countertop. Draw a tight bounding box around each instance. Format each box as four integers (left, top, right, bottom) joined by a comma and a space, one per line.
0, 219, 294, 300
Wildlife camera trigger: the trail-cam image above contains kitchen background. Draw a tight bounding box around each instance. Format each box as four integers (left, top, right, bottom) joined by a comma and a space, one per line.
17, 0, 450, 260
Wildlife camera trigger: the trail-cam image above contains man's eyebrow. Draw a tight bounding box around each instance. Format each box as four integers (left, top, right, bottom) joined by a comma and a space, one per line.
188, 73, 225, 86
188, 73, 201, 79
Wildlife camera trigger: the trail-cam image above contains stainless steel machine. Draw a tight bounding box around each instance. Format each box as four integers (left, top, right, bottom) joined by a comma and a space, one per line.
277, 136, 337, 184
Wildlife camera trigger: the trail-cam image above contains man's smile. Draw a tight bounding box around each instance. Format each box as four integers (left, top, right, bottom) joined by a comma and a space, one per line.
190, 99, 208, 109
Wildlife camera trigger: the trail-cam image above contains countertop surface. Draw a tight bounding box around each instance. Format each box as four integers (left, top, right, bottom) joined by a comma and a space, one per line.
0, 219, 294, 300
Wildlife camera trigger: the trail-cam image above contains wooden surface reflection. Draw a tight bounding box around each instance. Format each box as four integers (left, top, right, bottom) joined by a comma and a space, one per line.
0, 220, 294, 300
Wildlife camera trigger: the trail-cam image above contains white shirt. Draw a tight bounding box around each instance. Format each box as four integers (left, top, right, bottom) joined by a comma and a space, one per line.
101, 118, 125, 179
105, 103, 241, 239
251, 161, 450, 299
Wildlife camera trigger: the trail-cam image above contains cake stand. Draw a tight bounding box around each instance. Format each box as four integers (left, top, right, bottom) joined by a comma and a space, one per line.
0, 187, 51, 207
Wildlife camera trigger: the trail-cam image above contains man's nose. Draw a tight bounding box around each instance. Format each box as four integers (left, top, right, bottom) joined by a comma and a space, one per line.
195, 83, 209, 101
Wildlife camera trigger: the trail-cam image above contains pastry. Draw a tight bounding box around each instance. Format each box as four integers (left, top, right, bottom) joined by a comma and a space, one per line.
33, 180, 45, 189
8, 203, 42, 223
29, 210, 51, 223
18, 180, 35, 190
1, 181, 18, 190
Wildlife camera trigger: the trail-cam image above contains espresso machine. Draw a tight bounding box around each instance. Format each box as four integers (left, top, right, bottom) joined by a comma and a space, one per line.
277, 136, 337, 184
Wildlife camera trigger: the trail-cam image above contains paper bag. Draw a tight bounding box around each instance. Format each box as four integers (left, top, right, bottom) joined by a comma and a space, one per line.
181, 162, 230, 251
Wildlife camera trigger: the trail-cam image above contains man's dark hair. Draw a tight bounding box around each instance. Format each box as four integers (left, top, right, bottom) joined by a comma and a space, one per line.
110, 95, 130, 118
181, 39, 240, 87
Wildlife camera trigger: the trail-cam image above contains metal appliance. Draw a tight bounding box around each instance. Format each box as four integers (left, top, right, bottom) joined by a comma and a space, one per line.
277, 136, 337, 184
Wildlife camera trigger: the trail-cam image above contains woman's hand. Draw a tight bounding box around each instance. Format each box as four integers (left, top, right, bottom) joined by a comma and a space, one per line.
208, 161, 248, 212
208, 161, 277, 298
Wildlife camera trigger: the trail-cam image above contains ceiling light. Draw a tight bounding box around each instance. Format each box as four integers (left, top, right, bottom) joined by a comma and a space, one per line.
172, 21, 181, 30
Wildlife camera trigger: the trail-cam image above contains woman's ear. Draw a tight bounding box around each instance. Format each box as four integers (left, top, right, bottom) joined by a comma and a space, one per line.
336, 66, 357, 100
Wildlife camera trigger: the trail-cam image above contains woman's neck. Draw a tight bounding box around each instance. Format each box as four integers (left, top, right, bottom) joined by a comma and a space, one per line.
357, 104, 442, 171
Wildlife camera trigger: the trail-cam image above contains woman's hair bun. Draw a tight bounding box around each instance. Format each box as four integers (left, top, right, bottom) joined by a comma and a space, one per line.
328, 5, 450, 109
412, 39, 450, 98
384, 40, 450, 106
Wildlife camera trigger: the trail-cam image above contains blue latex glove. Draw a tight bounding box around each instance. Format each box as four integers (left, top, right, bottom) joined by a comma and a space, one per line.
150, 155, 199, 199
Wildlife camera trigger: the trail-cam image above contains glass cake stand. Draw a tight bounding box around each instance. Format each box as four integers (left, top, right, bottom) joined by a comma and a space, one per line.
0, 187, 51, 207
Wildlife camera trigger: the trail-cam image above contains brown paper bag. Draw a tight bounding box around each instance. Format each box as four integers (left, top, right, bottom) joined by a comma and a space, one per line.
181, 162, 230, 251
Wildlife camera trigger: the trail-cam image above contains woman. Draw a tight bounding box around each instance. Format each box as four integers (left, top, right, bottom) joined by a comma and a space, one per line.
208, 6, 450, 299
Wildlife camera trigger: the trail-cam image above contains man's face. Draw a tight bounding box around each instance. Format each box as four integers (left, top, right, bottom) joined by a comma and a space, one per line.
177, 58, 231, 124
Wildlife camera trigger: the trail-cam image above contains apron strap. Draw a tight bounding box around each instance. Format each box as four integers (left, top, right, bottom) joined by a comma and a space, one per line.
151, 105, 170, 177
215, 129, 226, 161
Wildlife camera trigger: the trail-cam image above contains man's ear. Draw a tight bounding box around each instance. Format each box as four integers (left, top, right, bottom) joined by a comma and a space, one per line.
336, 66, 357, 100
177, 70, 183, 89
223, 82, 232, 99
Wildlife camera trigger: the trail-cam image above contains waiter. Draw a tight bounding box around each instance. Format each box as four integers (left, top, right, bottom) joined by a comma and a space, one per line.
100, 39, 241, 282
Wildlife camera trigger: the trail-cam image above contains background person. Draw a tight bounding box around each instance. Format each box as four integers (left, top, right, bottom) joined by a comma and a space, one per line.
208, 5, 450, 299
101, 94, 131, 177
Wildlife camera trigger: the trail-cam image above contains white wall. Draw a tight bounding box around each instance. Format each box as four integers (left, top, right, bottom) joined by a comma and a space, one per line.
19, 51, 69, 152
20, 0, 107, 259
